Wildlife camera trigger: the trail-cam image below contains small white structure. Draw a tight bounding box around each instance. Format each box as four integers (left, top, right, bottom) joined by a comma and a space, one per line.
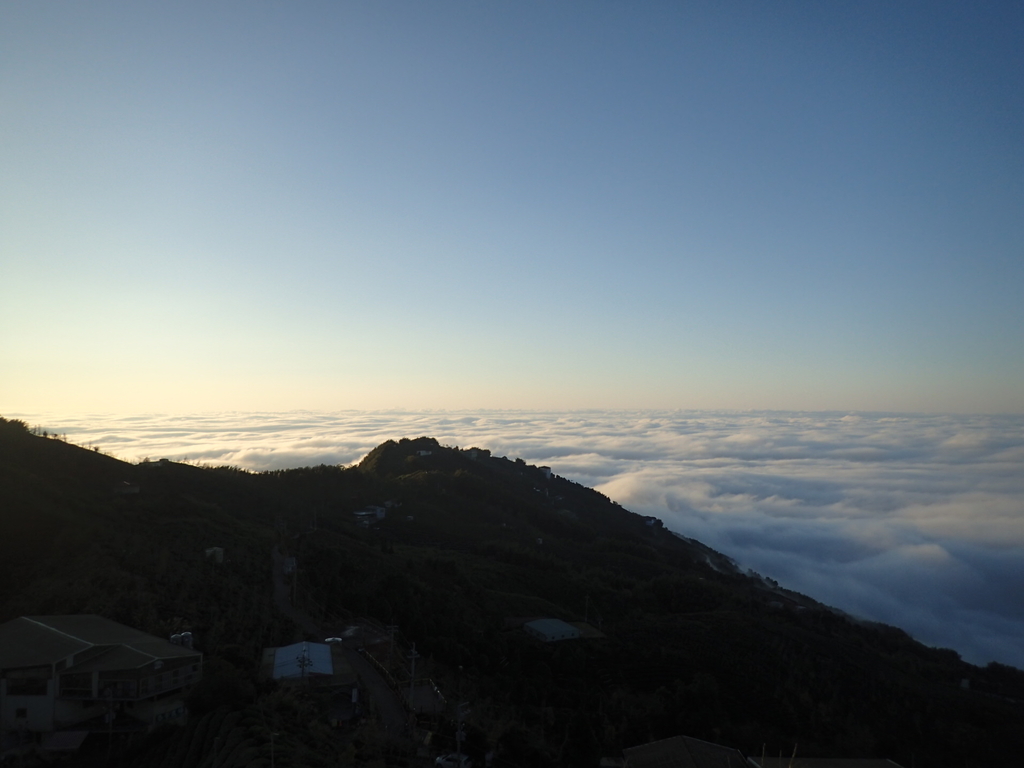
524, 619, 580, 643
416, 450, 432, 457
539, 466, 552, 480
204, 547, 224, 563
353, 505, 386, 521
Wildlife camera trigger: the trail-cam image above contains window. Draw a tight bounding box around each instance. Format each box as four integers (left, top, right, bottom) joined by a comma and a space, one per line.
6, 667, 50, 696
8, 678, 48, 695
99, 680, 137, 698
60, 673, 93, 697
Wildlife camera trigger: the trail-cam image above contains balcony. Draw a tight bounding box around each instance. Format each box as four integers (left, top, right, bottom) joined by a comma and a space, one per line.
136, 669, 201, 699
58, 670, 200, 701
58, 687, 95, 699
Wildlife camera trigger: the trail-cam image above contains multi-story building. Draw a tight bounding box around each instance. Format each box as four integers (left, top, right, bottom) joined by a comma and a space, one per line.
0, 615, 201, 738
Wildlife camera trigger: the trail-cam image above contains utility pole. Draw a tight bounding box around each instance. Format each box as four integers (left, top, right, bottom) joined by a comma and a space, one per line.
386, 624, 399, 674
456, 701, 470, 766
291, 562, 297, 607
297, 644, 313, 681
408, 643, 420, 709
105, 687, 114, 761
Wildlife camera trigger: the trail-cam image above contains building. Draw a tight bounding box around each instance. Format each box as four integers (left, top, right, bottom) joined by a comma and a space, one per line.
266, 642, 334, 680
260, 641, 356, 689
353, 505, 386, 521
0, 615, 202, 737
523, 618, 581, 643
623, 735, 748, 768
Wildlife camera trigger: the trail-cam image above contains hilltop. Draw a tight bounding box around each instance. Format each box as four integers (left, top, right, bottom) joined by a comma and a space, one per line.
2, 416, 1023, 767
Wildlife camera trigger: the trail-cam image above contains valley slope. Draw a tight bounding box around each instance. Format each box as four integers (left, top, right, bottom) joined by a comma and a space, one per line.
2, 417, 1022, 767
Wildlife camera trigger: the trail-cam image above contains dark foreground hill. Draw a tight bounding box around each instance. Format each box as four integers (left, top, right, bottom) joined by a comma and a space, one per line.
2, 415, 1023, 767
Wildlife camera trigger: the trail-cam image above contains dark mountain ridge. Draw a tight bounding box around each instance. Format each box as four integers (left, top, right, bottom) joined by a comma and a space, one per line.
2, 416, 1023, 767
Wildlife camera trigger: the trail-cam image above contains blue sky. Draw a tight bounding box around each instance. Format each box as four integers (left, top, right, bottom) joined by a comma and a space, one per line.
2, 1, 1022, 413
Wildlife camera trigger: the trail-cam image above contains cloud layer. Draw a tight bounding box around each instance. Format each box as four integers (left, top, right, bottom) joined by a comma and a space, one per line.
17, 409, 1024, 669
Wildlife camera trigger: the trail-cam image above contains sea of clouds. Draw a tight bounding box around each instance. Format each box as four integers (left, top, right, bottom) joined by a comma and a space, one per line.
16, 409, 1024, 670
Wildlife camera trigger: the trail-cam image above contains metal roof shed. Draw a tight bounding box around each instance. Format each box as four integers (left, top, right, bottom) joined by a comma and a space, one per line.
623, 735, 750, 768
524, 618, 581, 642
271, 642, 333, 679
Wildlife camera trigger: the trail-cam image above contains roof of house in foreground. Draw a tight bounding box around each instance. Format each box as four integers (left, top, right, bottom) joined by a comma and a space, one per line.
751, 760, 905, 768
623, 735, 749, 768
272, 641, 334, 678
0, 615, 199, 670
259, 641, 355, 685
524, 618, 580, 635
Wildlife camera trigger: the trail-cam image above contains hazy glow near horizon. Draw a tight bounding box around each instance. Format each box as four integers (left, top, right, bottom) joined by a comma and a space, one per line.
13, 409, 1024, 671
2, 2, 1023, 413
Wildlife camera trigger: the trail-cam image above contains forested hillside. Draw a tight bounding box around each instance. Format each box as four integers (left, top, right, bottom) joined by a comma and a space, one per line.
2, 416, 1023, 767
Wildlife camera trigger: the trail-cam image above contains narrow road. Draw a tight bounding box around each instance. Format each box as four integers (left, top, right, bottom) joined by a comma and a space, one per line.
271, 546, 408, 737
271, 546, 319, 635
342, 645, 415, 738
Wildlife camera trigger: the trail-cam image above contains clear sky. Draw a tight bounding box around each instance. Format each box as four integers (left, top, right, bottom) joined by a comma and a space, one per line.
2, 1, 1022, 413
